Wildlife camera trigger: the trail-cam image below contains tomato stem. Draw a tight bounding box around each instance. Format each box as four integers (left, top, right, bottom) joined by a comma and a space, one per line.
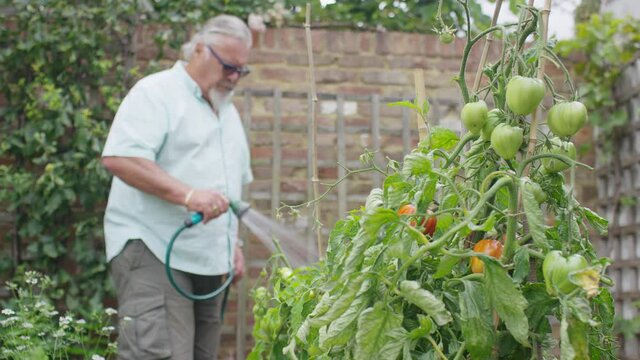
444, 132, 479, 168
502, 180, 519, 261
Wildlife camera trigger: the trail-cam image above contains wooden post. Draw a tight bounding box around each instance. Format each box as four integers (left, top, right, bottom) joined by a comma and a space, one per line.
337, 95, 347, 217
413, 69, 429, 141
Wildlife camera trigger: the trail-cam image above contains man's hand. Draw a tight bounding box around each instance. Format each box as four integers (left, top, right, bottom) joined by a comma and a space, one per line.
186, 189, 229, 223
233, 243, 245, 283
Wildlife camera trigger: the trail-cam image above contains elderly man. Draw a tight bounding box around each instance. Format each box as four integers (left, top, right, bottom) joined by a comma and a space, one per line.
102, 15, 253, 359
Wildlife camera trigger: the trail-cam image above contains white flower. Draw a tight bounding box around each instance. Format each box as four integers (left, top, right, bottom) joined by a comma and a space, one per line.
53, 329, 65, 338
38, 332, 45, 337
76, 319, 86, 325
22, 322, 33, 329
16, 345, 26, 351
1, 308, 15, 316
48, 310, 59, 316
20, 335, 29, 340
35, 301, 48, 309
25, 271, 40, 285
59, 315, 72, 327
108, 342, 117, 350
100, 326, 115, 333
91, 355, 106, 360
104, 308, 117, 316
122, 316, 132, 322
1, 316, 19, 326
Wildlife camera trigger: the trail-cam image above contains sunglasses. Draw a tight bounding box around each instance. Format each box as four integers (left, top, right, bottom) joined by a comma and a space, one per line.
206, 45, 250, 78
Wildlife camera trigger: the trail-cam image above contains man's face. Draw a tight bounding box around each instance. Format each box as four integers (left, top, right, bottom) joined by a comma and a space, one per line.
202, 36, 250, 98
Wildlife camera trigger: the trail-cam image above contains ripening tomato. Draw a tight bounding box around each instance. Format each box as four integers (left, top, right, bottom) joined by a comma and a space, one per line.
470, 239, 504, 273
420, 214, 437, 237
398, 204, 417, 226
505, 76, 545, 115
490, 124, 523, 160
547, 101, 588, 137
541, 138, 576, 173
461, 100, 488, 135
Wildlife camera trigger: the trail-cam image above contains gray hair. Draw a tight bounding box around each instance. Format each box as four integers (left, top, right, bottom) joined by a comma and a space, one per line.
182, 15, 252, 60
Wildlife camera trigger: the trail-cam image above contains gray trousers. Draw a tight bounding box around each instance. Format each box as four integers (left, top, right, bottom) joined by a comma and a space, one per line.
110, 239, 225, 360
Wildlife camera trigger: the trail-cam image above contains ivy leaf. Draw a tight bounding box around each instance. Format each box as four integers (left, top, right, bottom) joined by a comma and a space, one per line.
483, 259, 530, 347
354, 303, 403, 360
459, 280, 495, 359
398, 280, 452, 326
521, 178, 548, 251
427, 126, 459, 151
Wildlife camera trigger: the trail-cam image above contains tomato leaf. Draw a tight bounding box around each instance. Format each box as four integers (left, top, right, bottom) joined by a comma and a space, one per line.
483, 259, 530, 347
579, 205, 608, 236
383, 174, 413, 209
459, 280, 495, 359
433, 254, 461, 279
521, 179, 548, 251
523, 284, 556, 334
309, 275, 366, 327
512, 247, 530, 284
398, 280, 452, 326
354, 303, 403, 360
401, 152, 432, 178
427, 126, 459, 151
365, 188, 384, 212
319, 281, 370, 351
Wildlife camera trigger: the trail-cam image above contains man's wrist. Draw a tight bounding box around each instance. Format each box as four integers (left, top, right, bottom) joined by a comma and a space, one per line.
184, 188, 195, 207
235, 239, 245, 248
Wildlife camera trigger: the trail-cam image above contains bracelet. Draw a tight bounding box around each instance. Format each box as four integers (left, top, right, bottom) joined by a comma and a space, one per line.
184, 188, 195, 207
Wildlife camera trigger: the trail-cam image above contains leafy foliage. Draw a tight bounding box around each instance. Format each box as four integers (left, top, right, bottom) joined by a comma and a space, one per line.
556, 14, 640, 143
250, 2, 617, 359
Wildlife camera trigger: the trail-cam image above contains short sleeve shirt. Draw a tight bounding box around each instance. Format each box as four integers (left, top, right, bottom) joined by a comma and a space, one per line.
102, 61, 253, 275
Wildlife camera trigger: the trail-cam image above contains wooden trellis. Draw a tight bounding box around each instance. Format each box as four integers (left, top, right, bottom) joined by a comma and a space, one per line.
595, 58, 640, 360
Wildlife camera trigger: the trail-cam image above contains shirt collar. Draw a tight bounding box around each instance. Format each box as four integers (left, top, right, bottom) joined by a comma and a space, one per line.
173, 60, 203, 98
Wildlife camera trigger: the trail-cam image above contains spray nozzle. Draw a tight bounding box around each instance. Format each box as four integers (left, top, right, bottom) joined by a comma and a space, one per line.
230, 200, 250, 219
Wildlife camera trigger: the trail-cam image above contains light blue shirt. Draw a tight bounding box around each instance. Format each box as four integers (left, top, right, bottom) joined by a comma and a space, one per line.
102, 61, 253, 275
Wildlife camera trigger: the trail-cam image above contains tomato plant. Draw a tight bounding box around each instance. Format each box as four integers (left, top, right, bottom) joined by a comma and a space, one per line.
250, 2, 616, 360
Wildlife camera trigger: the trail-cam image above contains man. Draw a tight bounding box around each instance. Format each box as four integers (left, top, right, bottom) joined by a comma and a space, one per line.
102, 15, 253, 359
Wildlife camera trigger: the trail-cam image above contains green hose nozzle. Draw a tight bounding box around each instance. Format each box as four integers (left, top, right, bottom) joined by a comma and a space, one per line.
229, 199, 250, 218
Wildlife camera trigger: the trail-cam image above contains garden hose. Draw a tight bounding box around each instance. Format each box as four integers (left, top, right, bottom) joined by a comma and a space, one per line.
165, 200, 250, 318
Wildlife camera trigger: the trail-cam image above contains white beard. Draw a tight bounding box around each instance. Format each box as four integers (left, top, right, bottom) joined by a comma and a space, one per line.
208, 88, 233, 111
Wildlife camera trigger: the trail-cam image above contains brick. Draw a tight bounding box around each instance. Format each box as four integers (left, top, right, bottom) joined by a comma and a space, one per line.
286, 53, 338, 66
336, 86, 383, 95
259, 68, 307, 83
360, 33, 373, 53
343, 32, 359, 54
388, 33, 409, 55
361, 70, 409, 85
424, 35, 440, 57
261, 30, 276, 49
288, 28, 307, 51
249, 50, 286, 64
375, 32, 390, 55
339, 55, 385, 68
387, 56, 437, 69
327, 31, 344, 53
316, 69, 357, 84
310, 30, 327, 53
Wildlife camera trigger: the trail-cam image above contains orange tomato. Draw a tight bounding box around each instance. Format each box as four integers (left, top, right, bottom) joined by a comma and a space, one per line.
470, 239, 504, 273
398, 204, 417, 227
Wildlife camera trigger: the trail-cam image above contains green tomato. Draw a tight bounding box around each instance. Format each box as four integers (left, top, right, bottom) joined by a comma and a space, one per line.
529, 181, 547, 204
543, 250, 589, 296
542, 138, 576, 173
505, 76, 545, 115
439, 32, 454, 44
461, 100, 488, 135
254, 286, 268, 300
481, 109, 504, 141
277, 267, 293, 281
547, 101, 588, 137
490, 123, 523, 159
